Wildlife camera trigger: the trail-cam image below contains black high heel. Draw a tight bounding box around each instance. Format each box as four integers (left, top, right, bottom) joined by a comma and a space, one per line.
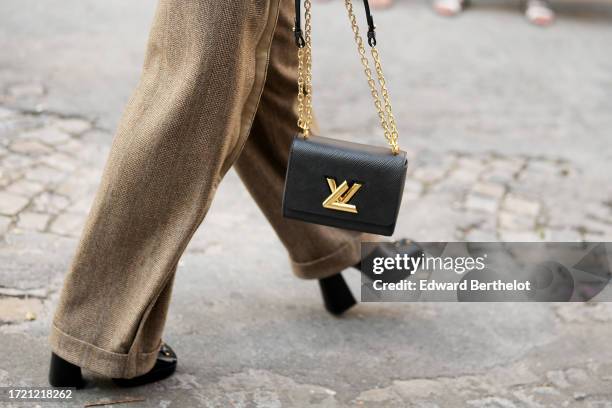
318, 239, 423, 316
49, 343, 177, 388
319, 273, 357, 315
49, 353, 85, 388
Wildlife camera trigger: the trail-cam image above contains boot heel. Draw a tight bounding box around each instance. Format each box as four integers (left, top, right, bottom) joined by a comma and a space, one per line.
319, 273, 357, 316
49, 353, 85, 388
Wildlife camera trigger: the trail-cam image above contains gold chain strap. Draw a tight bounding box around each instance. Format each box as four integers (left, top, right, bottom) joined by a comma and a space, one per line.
296, 0, 400, 154
297, 0, 313, 137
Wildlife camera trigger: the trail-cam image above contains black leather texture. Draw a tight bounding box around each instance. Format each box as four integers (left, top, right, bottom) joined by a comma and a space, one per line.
282, 134, 408, 236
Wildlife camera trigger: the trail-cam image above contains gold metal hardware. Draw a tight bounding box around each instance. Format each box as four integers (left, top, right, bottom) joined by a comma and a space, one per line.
344, 0, 399, 154
297, 0, 313, 138
322, 178, 362, 213
295, 0, 400, 154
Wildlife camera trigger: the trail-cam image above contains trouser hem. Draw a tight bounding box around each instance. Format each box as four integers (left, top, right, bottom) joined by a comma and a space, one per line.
49, 323, 160, 379
290, 233, 383, 279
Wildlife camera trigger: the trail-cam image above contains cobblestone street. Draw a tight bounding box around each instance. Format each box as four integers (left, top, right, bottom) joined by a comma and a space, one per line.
1, 0, 612, 406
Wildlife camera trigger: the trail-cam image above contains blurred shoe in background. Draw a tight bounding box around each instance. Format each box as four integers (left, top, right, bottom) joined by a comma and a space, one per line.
525, 0, 555, 26
316, 0, 394, 9
371, 0, 394, 9
433, 0, 467, 16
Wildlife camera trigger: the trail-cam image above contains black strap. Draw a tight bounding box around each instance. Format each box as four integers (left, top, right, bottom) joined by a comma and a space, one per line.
362, 0, 377, 46
294, 0, 306, 48
293, 0, 377, 48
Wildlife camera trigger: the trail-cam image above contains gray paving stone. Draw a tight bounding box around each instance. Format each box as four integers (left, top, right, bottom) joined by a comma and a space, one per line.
19, 126, 71, 145
5, 179, 44, 197
0, 192, 29, 215
584, 231, 612, 241
498, 229, 543, 242
24, 165, 66, 184
49, 212, 84, 236
471, 181, 506, 199
9, 139, 53, 155
0, 214, 11, 234
355, 387, 400, 403
447, 167, 481, 184
54, 178, 91, 199
544, 228, 582, 242
412, 166, 448, 184
414, 403, 441, 408
509, 391, 545, 408
0, 106, 16, 119
66, 195, 93, 214
576, 218, 612, 235
404, 178, 424, 193
0, 171, 22, 187
526, 160, 562, 175
456, 157, 487, 173
52, 117, 92, 135
502, 193, 541, 217
586, 203, 612, 223
403, 178, 424, 200
7, 82, 45, 98
55, 138, 84, 154
481, 169, 516, 184
489, 157, 526, 174
465, 194, 499, 213
531, 386, 561, 396
81, 128, 112, 145
0, 297, 43, 323
0, 287, 47, 298
0, 169, 10, 188
555, 304, 612, 324
546, 370, 571, 389
392, 379, 445, 400
31, 192, 70, 214
466, 397, 517, 408
16, 212, 50, 231
565, 368, 590, 384
587, 401, 612, 408
499, 211, 536, 230
1, 153, 34, 170
40, 152, 77, 172
464, 228, 498, 242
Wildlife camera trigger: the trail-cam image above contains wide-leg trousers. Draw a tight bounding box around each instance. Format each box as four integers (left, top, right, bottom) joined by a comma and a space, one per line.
50, 0, 372, 379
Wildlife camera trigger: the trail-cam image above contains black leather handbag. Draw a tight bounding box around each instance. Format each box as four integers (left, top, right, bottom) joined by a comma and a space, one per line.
282, 0, 407, 236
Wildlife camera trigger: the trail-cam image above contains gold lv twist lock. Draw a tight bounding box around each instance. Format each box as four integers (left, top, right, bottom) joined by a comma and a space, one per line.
322, 178, 363, 214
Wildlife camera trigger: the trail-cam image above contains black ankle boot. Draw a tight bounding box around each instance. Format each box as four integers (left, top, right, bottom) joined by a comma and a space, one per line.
49, 343, 177, 388
49, 353, 85, 388
318, 239, 422, 316
319, 273, 357, 316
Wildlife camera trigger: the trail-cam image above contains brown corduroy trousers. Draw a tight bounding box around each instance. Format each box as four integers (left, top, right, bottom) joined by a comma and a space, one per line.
50, 0, 372, 379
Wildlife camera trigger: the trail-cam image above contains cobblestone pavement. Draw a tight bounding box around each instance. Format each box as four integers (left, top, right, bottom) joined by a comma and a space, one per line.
2, 0, 612, 407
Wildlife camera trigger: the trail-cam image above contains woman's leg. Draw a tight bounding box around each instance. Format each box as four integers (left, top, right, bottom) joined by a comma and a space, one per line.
234, 0, 380, 281
50, 0, 283, 379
